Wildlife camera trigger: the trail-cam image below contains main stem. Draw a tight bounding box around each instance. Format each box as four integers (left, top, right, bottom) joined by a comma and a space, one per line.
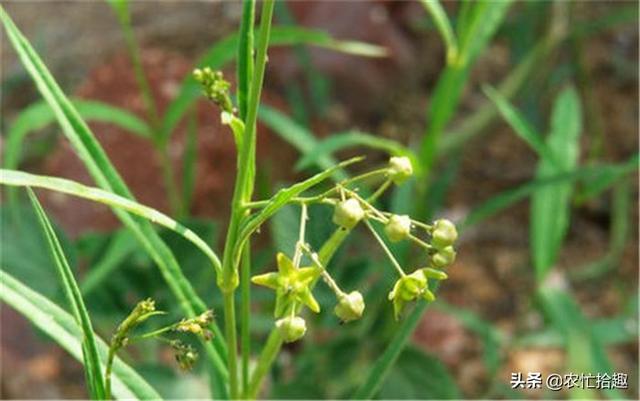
220, 1, 275, 398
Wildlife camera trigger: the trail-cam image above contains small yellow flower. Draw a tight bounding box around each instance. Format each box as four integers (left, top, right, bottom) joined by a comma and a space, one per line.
388, 270, 435, 320
252, 253, 322, 317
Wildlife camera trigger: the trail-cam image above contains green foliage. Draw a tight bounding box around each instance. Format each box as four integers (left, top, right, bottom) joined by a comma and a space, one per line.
0, 271, 161, 400
28, 191, 107, 399
0, 6, 229, 385
531, 87, 582, 280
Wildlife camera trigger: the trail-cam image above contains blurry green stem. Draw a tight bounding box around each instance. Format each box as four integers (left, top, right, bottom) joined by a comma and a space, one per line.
240, 244, 252, 395
220, 1, 274, 398
111, 1, 182, 216
247, 330, 282, 399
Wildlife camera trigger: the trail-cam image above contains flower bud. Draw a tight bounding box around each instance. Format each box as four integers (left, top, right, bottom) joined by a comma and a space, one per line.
384, 214, 412, 242
388, 156, 413, 184
276, 316, 307, 343
431, 219, 457, 249
332, 198, 365, 229
431, 246, 456, 268
334, 291, 365, 322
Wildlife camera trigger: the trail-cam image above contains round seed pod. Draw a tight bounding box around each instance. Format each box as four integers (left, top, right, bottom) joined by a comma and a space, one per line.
332, 198, 365, 229
384, 214, 412, 242
388, 156, 413, 185
431, 245, 456, 268
334, 291, 365, 323
431, 219, 458, 249
275, 316, 307, 343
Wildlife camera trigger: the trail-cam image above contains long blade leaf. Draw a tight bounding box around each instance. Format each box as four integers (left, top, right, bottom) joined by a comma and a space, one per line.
531, 87, 582, 280
2, 170, 222, 277
27, 190, 106, 399
295, 130, 417, 172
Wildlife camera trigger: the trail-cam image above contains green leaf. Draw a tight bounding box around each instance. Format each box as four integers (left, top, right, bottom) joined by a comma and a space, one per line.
456, 0, 513, 68
420, 0, 458, 64
377, 347, 460, 399
483, 85, 558, 165
5, 99, 151, 170
0, 270, 162, 400
0, 8, 228, 383
181, 109, 198, 217
80, 229, 138, 295
418, 0, 513, 173
0, 204, 76, 299
531, 87, 582, 281
461, 158, 638, 230
239, 156, 363, 247
28, 190, 106, 399
295, 130, 417, 172
4, 99, 152, 208
1, 170, 222, 278
161, 26, 386, 141
258, 105, 352, 182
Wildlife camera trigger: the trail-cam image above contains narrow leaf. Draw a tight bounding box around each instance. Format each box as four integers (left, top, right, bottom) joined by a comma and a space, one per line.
483, 85, 558, 165
28, 190, 106, 399
80, 229, 138, 295
461, 157, 638, 230
239, 156, 363, 248
420, 0, 458, 64
295, 130, 417, 172
531, 87, 582, 280
2, 170, 222, 278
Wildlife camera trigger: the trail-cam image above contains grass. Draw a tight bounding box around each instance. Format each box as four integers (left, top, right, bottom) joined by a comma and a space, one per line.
1, 1, 638, 400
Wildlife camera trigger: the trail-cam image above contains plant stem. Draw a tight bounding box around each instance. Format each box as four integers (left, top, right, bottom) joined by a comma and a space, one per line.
220, 1, 275, 398
247, 330, 283, 399
223, 291, 239, 399
364, 220, 406, 277
237, 0, 256, 120
240, 243, 251, 396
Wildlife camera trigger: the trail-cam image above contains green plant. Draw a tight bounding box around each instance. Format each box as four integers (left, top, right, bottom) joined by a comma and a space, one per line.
0, 1, 457, 399
2, 1, 638, 400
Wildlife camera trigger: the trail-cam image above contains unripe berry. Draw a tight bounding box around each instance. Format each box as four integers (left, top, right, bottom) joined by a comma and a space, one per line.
276, 316, 307, 343
384, 214, 412, 242
388, 156, 413, 184
431, 219, 458, 249
431, 245, 456, 268
334, 291, 365, 322
332, 198, 365, 229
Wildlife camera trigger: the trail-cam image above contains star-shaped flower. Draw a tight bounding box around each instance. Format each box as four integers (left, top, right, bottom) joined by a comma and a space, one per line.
388, 268, 447, 320
252, 252, 322, 317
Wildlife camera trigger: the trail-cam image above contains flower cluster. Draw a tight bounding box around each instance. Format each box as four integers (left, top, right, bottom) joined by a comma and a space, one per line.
192, 67, 234, 113
251, 156, 459, 342
107, 298, 216, 372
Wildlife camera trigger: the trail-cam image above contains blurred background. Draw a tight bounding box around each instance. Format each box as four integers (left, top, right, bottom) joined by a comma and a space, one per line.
1, 1, 638, 399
